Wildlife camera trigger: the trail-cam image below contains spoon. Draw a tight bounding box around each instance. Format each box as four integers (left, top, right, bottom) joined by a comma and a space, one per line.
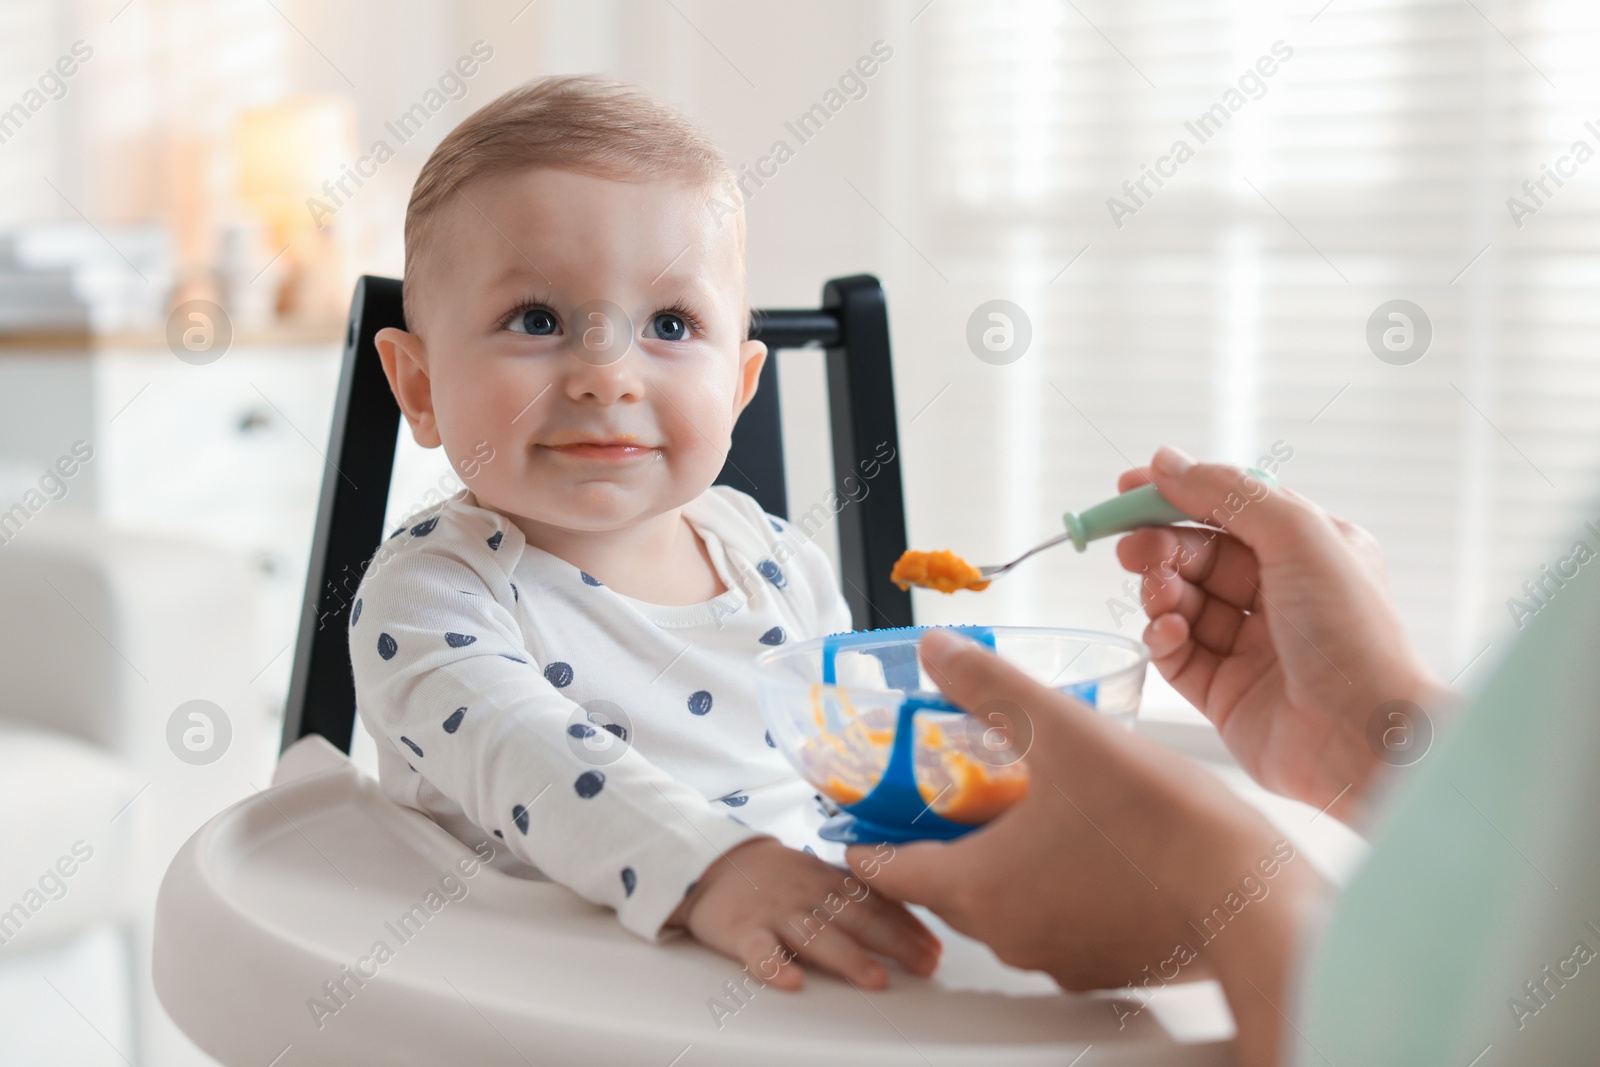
976, 468, 1279, 581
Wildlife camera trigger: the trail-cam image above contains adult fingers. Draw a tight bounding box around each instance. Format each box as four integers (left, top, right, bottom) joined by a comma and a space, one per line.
915, 628, 1120, 776
1143, 611, 1225, 702
1143, 446, 1314, 561
1117, 523, 1261, 613
1115, 465, 1155, 493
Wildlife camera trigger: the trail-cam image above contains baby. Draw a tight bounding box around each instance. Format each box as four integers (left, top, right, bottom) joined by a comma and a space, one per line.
350, 75, 939, 990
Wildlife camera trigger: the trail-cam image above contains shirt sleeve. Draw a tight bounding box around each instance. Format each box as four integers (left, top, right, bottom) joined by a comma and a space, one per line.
349, 534, 769, 941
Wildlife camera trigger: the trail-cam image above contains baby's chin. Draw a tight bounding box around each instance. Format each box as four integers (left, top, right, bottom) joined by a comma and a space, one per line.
493, 486, 686, 534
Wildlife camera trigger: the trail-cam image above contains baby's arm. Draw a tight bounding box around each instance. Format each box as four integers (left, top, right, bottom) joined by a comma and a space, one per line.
350, 544, 768, 940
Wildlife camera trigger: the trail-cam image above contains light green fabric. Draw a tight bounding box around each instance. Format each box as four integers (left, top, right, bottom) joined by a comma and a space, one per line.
1300, 518, 1600, 1064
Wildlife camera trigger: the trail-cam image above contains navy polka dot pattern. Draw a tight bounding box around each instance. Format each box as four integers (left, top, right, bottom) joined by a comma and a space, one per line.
388, 527, 404, 540
346, 493, 855, 941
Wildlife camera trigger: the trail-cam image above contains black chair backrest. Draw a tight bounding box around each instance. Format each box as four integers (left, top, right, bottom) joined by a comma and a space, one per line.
281, 274, 912, 754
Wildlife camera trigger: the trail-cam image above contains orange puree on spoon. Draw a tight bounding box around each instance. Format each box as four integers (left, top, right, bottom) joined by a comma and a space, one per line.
890, 549, 990, 593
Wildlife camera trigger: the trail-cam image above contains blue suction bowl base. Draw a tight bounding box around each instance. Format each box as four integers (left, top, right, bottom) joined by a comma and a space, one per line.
816, 812, 977, 845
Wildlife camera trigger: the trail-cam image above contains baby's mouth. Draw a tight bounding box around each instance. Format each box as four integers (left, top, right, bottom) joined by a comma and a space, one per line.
540, 435, 659, 462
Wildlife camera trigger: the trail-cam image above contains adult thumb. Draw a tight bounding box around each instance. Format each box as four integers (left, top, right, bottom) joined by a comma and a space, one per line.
844, 840, 952, 908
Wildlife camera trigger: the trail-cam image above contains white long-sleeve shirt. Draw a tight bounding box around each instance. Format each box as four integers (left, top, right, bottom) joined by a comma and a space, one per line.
348, 484, 853, 940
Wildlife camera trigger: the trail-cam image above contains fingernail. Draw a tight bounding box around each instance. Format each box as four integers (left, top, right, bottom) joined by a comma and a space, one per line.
1152, 445, 1195, 477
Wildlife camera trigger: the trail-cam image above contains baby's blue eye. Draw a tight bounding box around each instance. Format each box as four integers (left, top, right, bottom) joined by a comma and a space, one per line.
509, 308, 557, 336
649, 312, 687, 342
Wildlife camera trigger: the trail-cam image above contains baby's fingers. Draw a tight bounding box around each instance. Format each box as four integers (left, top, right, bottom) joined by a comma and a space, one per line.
833, 896, 942, 976
731, 928, 804, 991
784, 921, 890, 989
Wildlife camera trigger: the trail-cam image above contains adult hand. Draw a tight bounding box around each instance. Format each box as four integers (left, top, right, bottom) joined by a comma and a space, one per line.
1115, 446, 1450, 823
845, 628, 1322, 1067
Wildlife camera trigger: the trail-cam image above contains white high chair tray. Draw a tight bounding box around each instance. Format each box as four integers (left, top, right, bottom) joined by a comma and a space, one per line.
155, 736, 1234, 1066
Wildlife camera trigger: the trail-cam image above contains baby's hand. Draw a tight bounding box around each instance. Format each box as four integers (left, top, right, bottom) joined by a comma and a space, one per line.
667, 837, 942, 990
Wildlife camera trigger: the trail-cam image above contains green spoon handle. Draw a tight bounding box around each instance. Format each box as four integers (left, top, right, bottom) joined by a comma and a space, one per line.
1061, 468, 1278, 551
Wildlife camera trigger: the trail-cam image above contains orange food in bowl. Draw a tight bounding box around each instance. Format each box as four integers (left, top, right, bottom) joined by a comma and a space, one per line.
890, 549, 991, 593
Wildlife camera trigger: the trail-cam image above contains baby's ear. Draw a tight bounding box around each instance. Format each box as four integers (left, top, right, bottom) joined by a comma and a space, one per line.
733, 339, 768, 417
375, 326, 442, 448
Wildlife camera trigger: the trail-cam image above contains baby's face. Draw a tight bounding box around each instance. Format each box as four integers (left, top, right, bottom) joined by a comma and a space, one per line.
383, 168, 764, 536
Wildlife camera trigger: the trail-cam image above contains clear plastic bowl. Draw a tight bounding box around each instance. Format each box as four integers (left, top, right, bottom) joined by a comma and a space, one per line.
755, 625, 1150, 841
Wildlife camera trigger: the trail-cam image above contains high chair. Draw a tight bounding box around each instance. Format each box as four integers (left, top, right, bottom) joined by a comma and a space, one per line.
153, 275, 1233, 1065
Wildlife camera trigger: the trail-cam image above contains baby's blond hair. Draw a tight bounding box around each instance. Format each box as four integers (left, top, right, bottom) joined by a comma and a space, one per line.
403, 75, 740, 329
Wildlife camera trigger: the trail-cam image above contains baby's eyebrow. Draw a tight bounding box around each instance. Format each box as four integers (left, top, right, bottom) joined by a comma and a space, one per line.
481, 261, 552, 294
